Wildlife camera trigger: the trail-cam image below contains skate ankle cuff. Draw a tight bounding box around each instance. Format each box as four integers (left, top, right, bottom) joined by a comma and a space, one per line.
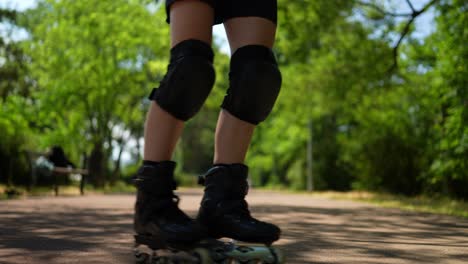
199, 164, 250, 199
134, 162, 178, 194
199, 163, 249, 184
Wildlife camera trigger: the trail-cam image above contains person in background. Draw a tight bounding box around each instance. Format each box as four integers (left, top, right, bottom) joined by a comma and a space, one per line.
47, 146, 76, 169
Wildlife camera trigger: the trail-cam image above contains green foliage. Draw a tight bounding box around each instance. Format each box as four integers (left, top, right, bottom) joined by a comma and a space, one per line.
424, 0, 468, 197
20, 0, 168, 186
246, 0, 467, 199
1, 0, 466, 200
0, 7, 32, 185
0, 96, 32, 185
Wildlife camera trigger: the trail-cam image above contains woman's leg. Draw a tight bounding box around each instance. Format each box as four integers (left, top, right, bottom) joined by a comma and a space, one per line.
144, 0, 214, 162
213, 17, 276, 164
197, 17, 281, 244
134, 0, 214, 245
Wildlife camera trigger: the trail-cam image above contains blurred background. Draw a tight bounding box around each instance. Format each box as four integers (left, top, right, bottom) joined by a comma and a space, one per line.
0, 0, 466, 200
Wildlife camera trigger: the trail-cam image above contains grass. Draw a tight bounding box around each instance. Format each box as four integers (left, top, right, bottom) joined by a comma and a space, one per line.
2, 183, 467, 218
0, 182, 136, 198
257, 184, 468, 218
307, 190, 468, 218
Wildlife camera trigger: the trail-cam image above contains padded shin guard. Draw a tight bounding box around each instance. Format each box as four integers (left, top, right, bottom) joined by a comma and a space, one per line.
149, 39, 215, 121
221, 45, 282, 125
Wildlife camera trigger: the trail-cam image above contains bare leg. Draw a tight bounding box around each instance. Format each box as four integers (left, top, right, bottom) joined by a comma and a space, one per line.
144, 0, 213, 162
213, 17, 277, 164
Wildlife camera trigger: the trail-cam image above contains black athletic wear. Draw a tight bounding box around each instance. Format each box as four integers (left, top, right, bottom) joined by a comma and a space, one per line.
165, 0, 278, 25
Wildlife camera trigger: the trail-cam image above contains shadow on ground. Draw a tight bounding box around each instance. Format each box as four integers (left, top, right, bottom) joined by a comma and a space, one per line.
250, 204, 468, 263
0, 193, 467, 263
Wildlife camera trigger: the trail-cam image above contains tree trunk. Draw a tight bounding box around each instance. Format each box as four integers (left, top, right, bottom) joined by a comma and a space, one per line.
80, 152, 88, 195
307, 119, 314, 192
88, 141, 105, 188
135, 135, 141, 163
7, 156, 13, 187
110, 143, 124, 185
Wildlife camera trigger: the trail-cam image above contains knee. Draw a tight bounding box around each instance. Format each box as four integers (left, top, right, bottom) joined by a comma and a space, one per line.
221, 45, 282, 125
149, 39, 216, 121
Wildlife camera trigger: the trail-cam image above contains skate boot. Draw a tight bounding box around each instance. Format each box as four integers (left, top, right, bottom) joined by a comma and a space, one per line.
197, 164, 281, 245
133, 161, 203, 247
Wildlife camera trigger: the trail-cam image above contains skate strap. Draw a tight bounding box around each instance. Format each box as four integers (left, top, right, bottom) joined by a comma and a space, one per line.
133, 173, 177, 194
198, 165, 249, 197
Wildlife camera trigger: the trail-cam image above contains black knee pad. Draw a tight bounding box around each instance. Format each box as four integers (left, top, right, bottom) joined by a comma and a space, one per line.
149, 39, 215, 121
221, 45, 282, 125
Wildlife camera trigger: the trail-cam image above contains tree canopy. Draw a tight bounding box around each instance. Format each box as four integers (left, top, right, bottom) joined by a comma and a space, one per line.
1, 0, 466, 199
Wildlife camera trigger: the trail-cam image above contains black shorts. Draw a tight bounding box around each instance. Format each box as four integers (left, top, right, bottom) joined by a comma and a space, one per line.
165, 0, 277, 25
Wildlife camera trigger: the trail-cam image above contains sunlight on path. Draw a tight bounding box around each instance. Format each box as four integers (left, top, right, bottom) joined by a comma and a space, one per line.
1, 190, 467, 263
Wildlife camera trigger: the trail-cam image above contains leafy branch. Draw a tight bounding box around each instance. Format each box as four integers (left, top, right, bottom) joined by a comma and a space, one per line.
355, 1, 413, 17
356, 0, 440, 72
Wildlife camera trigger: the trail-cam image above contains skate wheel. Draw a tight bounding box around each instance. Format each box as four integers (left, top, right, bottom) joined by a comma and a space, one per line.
270, 248, 284, 264
135, 251, 150, 264
193, 248, 211, 264
151, 256, 171, 264
151, 256, 168, 264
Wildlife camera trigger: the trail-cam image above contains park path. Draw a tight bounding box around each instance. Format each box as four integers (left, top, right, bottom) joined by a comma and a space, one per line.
0, 189, 467, 264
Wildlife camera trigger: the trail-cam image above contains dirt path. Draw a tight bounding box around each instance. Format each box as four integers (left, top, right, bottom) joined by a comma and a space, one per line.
0, 189, 467, 263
